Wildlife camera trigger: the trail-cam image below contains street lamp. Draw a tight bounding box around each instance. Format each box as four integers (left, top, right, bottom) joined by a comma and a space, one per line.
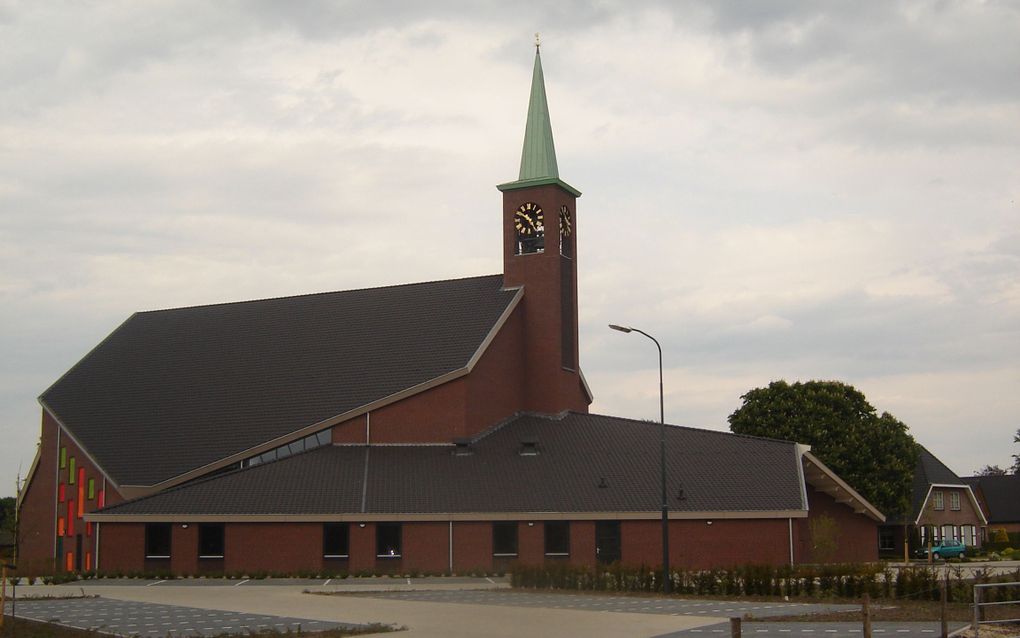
608, 323, 670, 594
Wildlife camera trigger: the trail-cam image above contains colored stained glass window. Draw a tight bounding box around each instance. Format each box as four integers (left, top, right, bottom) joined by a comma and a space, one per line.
88, 478, 95, 500
68, 457, 76, 483
58, 483, 66, 502
60, 447, 67, 469
86, 552, 92, 571
87, 521, 93, 537
98, 490, 105, 508
65, 552, 73, 572
57, 517, 65, 536
77, 469, 85, 517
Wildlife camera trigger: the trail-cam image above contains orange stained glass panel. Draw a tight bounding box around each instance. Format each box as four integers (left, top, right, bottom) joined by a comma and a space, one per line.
85, 552, 92, 571
57, 517, 65, 536
77, 469, 85, 517
65, 552, 73, 572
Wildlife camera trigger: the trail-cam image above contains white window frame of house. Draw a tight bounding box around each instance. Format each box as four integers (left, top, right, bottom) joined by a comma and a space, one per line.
933, 491, 945, 510
962, 525, 976, 546
942, 524, 956, 541
950, 492, 960, 510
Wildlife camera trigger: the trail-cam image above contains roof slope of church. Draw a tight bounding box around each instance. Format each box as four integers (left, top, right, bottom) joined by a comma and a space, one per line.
90, 412, 809, 518
963, 474, 1020, 523
41, 274, 519, 488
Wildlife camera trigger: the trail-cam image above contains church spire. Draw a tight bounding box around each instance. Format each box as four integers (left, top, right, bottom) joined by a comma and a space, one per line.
498, 40, 581, 197
518, 42, 559, 181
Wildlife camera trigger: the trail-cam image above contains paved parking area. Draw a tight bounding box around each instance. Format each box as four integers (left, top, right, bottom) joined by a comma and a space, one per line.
660, 621, 969, 637
358, 589, 860, 618
4, 597, 367, 636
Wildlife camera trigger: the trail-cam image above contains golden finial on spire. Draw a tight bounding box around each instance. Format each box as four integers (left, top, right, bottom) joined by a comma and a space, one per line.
535, 32, 541, 51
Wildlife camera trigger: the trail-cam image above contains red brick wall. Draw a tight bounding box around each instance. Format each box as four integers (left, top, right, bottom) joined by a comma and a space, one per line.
464, 306, 527, 437
796, 485, 880, 563
453, 521, 491, 571
222, 523, 321, 573
623, 519, 792, 569
916, 487, 984, 528
17, 412, 58, 575
570, 520, 596, 567
98, 522, 146, 573
170, 524, 198, 575
518, 521, 544, 564
403, 522, 449, 572
349, 523, 375, 573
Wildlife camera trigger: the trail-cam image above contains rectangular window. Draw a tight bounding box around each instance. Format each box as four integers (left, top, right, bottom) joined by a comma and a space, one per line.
950, 492, 960, 511
198, 523, 225, 558
376, 523, 402, 558
57, 517, 65, 536
88, 478, 95, 500
86, 521, 93, 537
544, 521, 570, 556
98, 490, 105, 508
323, 523, 350, 558
85, 552, 92, 571
493, 522, 519, 556
65, 552, 73, 572
878, 528, 895, 551
933, 490, 944, 510
145, 523, 172, 558
963, 525, 976, 546
68, 457, 76, 483
58, 483, 66, 503
60, 447, 67, 469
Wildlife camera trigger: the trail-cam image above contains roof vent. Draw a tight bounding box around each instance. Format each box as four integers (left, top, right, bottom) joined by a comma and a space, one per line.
452, 438, 474, 456
519, 437, 539, 456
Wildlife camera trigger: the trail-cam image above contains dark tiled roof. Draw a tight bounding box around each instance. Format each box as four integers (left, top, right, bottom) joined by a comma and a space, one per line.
963, 475, 1020, 523
906, 446, 965, 521
42, 275, 517, 487
95, 412, 806, 517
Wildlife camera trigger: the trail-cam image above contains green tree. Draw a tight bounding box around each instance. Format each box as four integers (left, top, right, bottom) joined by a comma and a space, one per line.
0, 496, 14, 535
728, 380, 918, 517
1013, 428, 1019, 474
976, 465, 1006, 476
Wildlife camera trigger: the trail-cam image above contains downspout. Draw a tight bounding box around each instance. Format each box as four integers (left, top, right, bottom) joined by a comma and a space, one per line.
449, 521, 454, 573
366, 412, 371, 445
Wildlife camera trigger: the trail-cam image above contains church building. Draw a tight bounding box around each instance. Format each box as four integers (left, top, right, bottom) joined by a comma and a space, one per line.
16, 48, 884, 577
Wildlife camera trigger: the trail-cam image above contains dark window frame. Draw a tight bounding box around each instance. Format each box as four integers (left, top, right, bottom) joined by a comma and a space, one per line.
144, 523, 172, 559
198, 523, 225, 559
544, 521, 570, 556
492, 522, 519, 557
376, 522, 402, 558
323, 523, 350, 558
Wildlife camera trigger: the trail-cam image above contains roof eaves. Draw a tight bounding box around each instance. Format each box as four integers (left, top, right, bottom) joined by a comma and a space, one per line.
802, 451, 885, 523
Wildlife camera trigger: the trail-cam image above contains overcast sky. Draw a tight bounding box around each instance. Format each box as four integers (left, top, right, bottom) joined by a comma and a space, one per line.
2, 1, 1018, 499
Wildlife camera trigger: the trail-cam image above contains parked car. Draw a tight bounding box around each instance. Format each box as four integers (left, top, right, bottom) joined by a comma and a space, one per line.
915, 539, 967, 560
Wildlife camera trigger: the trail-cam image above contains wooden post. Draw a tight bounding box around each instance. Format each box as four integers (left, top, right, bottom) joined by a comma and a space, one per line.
730, 617, 741, 638
863, 593, 872, 638
973, 584, 980, 638
940, 576, 948, 638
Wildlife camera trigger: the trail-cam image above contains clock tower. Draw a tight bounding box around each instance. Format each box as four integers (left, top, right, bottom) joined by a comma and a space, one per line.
498, 45, 590, 414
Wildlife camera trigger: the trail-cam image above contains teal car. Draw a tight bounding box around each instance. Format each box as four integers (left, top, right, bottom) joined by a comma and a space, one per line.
916, 539, 967, 560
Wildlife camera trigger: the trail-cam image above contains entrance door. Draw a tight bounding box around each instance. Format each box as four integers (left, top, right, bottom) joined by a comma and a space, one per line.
595, 521, 621, 564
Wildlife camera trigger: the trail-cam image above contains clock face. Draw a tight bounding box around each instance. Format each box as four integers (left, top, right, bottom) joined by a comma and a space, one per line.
514, 202, 544, 236
559, 205, 572, 237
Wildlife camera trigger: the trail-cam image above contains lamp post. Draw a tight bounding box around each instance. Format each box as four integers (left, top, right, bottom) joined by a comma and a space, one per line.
608, 324, 670, 594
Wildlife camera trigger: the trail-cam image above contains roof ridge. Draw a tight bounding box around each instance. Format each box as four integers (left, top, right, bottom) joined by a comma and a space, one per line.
136, 273, 504, 314
575, 411, 799, 447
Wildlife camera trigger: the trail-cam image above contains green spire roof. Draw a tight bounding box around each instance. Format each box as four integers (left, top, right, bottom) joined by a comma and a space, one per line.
497, 47, 581, 197
518, 49, 559, 181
